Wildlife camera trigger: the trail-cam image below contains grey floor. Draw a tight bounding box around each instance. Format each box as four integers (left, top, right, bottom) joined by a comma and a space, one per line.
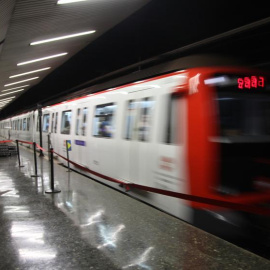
0, 145, 270, 269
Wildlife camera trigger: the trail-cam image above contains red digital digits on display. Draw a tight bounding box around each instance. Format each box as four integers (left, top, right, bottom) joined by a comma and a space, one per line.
238, 76, 265, 89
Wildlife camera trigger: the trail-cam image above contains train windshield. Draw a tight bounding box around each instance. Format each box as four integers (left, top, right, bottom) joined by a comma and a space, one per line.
207, 73, 270, 142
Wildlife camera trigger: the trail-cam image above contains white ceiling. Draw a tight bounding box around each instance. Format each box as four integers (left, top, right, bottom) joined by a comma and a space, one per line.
0, 0, 150, 111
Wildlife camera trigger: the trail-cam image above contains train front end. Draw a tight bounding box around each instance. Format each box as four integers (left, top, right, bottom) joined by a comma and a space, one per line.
186, 67, 270, 240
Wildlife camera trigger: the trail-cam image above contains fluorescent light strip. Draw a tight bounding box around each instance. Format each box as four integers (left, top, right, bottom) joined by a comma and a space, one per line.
58, 0, 88, 4
4, 77, 39, 87
30, 31, 95, 45
0, 102, 12, 106
2, 85, 29, 92
9, 67, 51, 78
17, 53, 67, 66
2, 88, 24, 93
0, 98, 15, 106
0, 99, 13, 103
0, 96, 15, 102
0, 89, 24, 97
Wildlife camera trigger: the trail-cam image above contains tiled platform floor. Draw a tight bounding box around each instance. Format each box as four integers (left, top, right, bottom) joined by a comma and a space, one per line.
0, 145, 270, 269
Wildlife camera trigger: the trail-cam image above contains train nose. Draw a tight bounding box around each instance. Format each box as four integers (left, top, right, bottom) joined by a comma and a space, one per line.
193, 209, 252, 240
194, 207, 270, 248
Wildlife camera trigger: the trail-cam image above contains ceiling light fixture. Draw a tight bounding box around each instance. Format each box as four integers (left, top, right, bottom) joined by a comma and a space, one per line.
0, 97, 16, 108
0, 96, 15, 103
1, 85, 29, 92
57, 0, 88, 4
2, 88, 24, 93
0, 89, 24, 97
0, 101, 13, 106
4, 77, 39, 87
0, 101, 11, 105
17, 53, 68, 66
9, 67, 51, 78
30, 31, 96, 45
0, 102, 10, 106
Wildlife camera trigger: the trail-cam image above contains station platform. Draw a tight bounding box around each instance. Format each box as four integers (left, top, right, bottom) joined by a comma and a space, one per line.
1, 145, 270, 269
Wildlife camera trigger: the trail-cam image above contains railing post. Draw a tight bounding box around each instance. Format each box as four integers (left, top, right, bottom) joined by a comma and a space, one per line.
31, 142, 41, 178
16, 140, 24, 168
47, 133, 51, 161
66, 140, 71, 172
45, 148, 61, 193
38, 104, 44, 157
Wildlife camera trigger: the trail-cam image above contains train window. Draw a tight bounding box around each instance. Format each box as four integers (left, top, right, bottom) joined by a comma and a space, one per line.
124, 98, 154, 141
43, 114, 50, 133
22, 118, 26, 131
61, 110, 72, 134
210, 73, 270, 139
165, 95, 181, 144
51, 113, 54, 133
138, 98, 154, 142
217, 96, 270, 137
32, 115, 35, 132
76, 108, 81, 135
82, 107, 88, 136
54, 112, 58, 133
36, 117, 39, 132
27, 117, 30, 131
93, 103, 116, 138
124, 100, 138, 140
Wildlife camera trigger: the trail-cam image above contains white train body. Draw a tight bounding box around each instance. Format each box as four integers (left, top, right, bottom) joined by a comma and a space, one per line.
2, 63, 270, 237
49, 71, 190, 220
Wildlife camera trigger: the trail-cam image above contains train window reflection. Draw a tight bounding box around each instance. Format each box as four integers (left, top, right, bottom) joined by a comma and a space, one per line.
42, 114, 50, 133
93, 103, 116, 138
61, 110, 72, 134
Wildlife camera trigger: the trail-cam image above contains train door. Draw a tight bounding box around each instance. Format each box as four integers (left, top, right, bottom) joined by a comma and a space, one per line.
123, 98, 139, 183
32, 111, 38, 144
91, 102, 117, 176
42, 111, 50, 151
51, 111, 59, 152
73, 106, 88, 166
154, 93, 189, 218
50, 112, 55, 148
125, 94, 155, 185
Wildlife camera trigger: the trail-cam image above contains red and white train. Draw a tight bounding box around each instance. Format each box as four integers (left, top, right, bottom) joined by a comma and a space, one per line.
1, 55, 270, 238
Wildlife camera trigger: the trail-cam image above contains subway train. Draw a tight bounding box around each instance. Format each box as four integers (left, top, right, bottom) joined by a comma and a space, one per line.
1, 55, 270, 240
